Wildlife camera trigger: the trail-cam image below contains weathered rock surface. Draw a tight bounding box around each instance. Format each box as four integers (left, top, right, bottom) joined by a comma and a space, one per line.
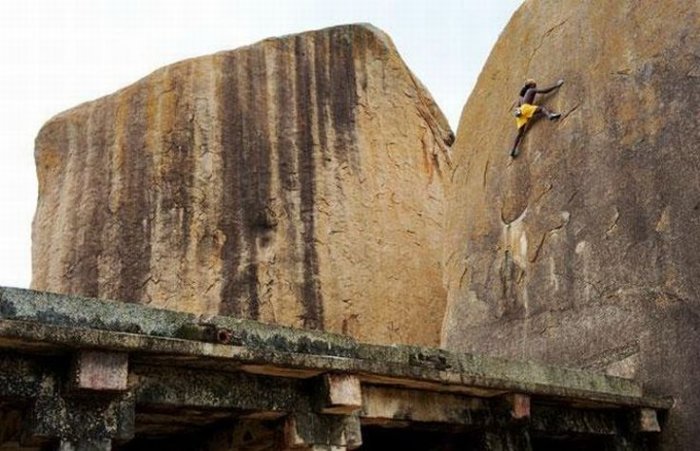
441, 0, 699, 447
32, 24, 453, 346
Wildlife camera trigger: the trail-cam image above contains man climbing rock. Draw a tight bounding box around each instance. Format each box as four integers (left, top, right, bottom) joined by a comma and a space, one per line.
510, 78, 564, 158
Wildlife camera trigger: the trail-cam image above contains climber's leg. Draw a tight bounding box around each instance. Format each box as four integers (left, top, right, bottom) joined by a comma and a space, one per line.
536, 105, 561, 121
510, 126, 527, 158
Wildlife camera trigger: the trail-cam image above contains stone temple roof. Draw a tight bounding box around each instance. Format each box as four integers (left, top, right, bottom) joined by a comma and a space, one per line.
0, 286, 670, 450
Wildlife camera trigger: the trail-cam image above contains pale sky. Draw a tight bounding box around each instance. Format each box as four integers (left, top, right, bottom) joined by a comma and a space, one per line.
0, 0, 522, 289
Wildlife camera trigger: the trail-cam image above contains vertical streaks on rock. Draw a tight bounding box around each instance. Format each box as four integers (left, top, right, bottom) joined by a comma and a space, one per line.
32, 24, 451, 346
218, 46, 275, 320
219, 52, 248, 318
313, 32, 330, 165
38, 119, 70, 290
244, 46, 274, 321
116, 85, 152, 303
271, 39, 304, 327
70, 104, 111, 297
294, 35, 323, 330
58, 115, 88, 294
328, 28, 359, 171
147, 63, 195, 308
167, 63, 195, 262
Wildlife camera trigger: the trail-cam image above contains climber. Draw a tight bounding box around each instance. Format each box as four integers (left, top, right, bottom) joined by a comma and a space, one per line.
510, 78, 564, 158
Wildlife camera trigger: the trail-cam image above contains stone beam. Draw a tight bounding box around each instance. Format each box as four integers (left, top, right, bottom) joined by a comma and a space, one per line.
283, 413, 360, 450
70, 351, 128, 392
631, 408, 662, 433
504, 394, 530, 421
360, 385, 491, 427
133, 365, 312, 414
319, 374, 362, 415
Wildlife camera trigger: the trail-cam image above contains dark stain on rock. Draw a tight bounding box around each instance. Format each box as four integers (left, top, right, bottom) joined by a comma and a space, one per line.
295, 35, 324, 330
501, 161, 531, 225
328, 27, 360, 171
246, 46, 273, 238
62, 114, 89, 295
33, 121, 70, 290
499, 250, 526, 320
71, 104, 112, 297
165, 63, 195, 258
219, 52, 246, 318
218, 47, 274, 320
241, 46, 274, 319
273, 41, 301, 286
313, 32, 330, 164
353, 26, 369, 94
159, 28, 362, 328
117, 85, 152, 303
245, 82, 264, 316
274, 41, 299, 195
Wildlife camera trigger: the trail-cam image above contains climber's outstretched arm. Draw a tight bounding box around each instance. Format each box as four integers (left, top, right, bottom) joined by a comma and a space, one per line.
535, 79, 564, 94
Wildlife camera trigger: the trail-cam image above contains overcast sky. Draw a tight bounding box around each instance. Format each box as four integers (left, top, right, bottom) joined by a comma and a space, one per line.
0, 0, 522, 289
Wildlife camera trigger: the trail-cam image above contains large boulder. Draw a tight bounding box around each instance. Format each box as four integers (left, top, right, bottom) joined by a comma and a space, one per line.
32, 24, 453, 346
442, 0, 699, 447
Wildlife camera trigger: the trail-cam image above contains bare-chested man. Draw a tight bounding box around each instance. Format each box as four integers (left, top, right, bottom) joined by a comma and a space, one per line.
510, 78, 564, 158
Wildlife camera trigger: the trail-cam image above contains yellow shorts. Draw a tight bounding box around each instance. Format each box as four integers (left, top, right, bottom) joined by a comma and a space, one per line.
515, 103, 538, 129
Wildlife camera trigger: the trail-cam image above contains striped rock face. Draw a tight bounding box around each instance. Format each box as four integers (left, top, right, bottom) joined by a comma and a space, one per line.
32, 24, 453, 346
